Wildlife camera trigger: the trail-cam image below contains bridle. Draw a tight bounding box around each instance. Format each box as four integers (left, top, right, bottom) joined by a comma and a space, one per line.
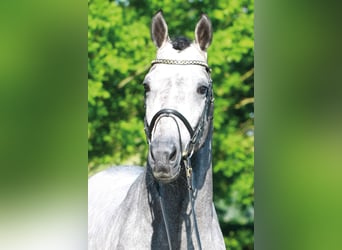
145, 59, 213, 159
144, 59, 214, 250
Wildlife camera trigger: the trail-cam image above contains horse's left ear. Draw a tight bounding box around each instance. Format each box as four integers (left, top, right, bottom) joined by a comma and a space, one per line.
194, 14, 213, 51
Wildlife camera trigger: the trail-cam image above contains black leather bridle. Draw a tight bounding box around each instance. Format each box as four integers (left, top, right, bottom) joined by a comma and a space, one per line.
144, 59, 214, 250
144, 59, 213, 159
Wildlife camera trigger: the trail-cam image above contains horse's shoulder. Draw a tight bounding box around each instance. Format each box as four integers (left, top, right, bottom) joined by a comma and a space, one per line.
88, 166, 145, 249
89, 166, 144, 206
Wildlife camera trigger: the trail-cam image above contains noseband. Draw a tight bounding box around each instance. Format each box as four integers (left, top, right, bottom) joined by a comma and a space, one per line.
144, 59, 214, 250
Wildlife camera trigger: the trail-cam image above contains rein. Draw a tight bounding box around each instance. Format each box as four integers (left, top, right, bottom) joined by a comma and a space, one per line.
144, 59, 213, 250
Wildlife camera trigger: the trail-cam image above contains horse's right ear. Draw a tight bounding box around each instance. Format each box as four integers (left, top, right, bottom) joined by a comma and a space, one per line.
195, 14, 213, 51
151, 10, 168, 48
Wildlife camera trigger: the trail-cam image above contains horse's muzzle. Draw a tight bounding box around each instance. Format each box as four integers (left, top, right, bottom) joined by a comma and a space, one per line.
148, 139, 182, 183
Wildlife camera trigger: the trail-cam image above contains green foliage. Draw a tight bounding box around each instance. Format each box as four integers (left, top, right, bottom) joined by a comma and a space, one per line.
88, 0, 254, 249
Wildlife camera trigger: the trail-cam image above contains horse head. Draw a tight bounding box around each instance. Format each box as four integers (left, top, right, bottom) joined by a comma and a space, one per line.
144, 11, 213, 183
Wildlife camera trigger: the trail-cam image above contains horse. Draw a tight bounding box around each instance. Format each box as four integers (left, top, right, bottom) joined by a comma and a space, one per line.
88, 11, 226, 250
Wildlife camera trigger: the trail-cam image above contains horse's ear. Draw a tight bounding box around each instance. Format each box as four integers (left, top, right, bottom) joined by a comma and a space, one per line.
194, 14, 213, 51
151, 10, 168, 48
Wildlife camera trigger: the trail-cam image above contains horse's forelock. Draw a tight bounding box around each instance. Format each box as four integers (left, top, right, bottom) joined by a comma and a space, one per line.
171, 36, 191, 51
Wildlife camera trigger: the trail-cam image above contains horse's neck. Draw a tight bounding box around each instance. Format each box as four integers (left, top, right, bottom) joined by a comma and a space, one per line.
187, 127, 214, 225
144, 128, 214, 247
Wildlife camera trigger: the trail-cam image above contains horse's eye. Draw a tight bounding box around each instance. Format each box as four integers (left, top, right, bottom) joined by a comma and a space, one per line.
197, 85, 208, 95
143, 83, 150, 93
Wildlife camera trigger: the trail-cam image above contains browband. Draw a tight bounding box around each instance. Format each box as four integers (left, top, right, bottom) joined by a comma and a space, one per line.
151, 59, 211, 73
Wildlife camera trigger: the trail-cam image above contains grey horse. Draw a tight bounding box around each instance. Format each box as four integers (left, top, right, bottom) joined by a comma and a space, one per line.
88, 11, 225, 250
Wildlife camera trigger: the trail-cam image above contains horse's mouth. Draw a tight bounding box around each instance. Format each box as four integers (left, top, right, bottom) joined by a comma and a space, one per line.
152, 165, 181, 183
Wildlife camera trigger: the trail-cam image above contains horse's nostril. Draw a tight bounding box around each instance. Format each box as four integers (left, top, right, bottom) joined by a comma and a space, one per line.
150, 141, 178, 165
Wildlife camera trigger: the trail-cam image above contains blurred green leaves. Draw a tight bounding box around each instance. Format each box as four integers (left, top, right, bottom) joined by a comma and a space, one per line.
88, 0, 152, 169
88, 1, 254, 249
